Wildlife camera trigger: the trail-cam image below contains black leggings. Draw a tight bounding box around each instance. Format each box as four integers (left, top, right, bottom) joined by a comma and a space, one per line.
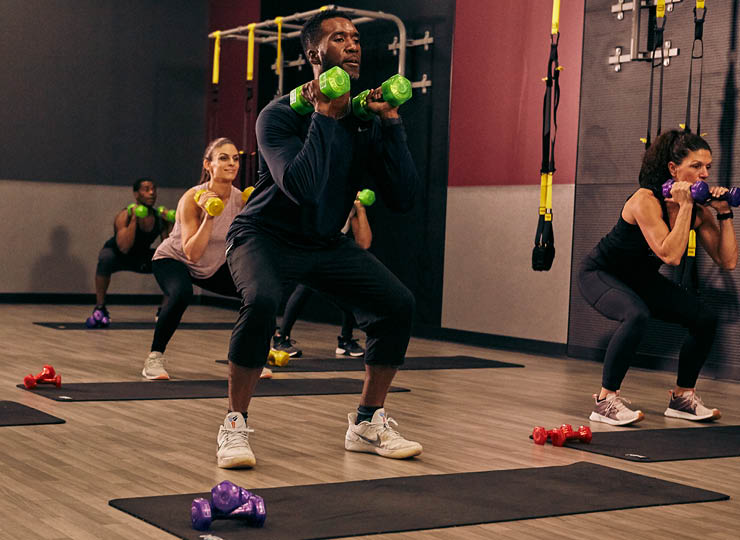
227, 234, 414, 368
578, 258, 717, 390
280, 284, 356, 339
151, 258, 238, 353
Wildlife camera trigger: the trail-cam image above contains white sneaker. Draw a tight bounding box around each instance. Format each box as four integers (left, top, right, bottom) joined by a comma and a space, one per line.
665, 389, 721, 421
142, 351, 169, 380
345, 408, 422, 459
217, 412, 256, 469
260, 367, 273, 379
589, 392, 644, 426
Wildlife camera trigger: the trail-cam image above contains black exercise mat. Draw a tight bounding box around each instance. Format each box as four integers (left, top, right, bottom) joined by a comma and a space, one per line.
34, 321, 233, 330
0, 401, 65, 426
216, 355, 524, 370
565, 426, 740, 462
17, 378, 408, 402
109, 461, 728, 540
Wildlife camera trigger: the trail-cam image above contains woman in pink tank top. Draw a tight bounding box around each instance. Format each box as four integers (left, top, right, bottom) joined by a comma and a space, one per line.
141, 138, 267, 381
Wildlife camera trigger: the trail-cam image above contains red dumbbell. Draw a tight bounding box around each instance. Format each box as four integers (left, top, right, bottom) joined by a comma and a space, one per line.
559, 424, 592, 444
23, 365, 62, 389
532, 426, 566, 446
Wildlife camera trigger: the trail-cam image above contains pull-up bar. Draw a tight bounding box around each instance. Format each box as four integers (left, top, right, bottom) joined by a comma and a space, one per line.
208, 4, 408, 95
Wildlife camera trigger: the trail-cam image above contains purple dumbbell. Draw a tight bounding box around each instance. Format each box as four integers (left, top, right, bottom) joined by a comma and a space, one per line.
191, 481, 266, 531
719, 187, 740, 207
238, 487, 266, 527
662, 179, 710, 203
211, 480, 242, 513
191, 498, 213, 531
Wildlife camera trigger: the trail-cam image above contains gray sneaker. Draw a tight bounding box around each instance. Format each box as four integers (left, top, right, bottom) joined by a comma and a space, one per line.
142, 351, 169, 380
664, 390, 721, 421
589, 392, 644, 426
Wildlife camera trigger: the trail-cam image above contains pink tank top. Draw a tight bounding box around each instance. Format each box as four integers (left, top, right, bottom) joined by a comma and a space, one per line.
153, 182, 243, 279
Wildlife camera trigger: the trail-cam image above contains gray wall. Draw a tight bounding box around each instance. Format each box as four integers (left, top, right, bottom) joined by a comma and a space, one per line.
0, 180, 183, 294
0, 1, 209, 295
443, 185, 575, 343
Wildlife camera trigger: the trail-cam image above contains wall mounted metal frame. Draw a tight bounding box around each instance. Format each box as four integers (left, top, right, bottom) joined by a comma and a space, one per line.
209, 4, 432, 97
608, 0, 682, 71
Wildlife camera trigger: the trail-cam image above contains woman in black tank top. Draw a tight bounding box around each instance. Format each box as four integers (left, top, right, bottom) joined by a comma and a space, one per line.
577, 130, 737, 426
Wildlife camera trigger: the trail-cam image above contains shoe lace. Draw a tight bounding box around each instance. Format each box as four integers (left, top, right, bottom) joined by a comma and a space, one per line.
682, 390, 705, 408
378, 416, 404, 440
147, 355, 165, 370
220, 426, 254, 450
604, 393, 632, 415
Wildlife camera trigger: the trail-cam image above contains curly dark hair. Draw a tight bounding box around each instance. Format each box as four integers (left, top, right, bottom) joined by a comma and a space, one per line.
300, 9, 353, 57
639, 130, 712, 195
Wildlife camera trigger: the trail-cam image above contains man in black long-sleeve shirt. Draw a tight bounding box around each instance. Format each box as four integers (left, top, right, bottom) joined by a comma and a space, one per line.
216, 10, 422, 468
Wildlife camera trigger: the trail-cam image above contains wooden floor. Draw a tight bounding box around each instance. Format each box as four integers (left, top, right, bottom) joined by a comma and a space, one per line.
1, 303, 739, 540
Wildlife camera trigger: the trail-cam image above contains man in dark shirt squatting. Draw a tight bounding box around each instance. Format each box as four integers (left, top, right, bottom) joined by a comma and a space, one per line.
215, 9, 421, 468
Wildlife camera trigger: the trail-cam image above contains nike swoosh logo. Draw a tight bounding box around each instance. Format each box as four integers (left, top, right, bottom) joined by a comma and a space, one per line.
356, 433, 381, 446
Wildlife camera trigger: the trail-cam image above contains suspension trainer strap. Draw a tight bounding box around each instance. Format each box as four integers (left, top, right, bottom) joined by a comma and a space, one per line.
684, 1, 706, 134
246, 23, 256, 81
642, 0, 666, 149
677, 205, 700, 291
533, 0, 561, 271
212, 31, 221, 84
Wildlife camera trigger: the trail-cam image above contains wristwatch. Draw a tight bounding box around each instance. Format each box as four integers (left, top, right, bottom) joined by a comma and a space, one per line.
717, 211, 734, 221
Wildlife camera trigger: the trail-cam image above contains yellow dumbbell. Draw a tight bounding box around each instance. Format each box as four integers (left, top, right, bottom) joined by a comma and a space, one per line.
242, 186, 255, 204
267, 349, 290, 367
194, 189, 224, 217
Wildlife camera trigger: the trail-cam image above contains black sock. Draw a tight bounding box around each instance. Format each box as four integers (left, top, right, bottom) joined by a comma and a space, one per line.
228, 411, 248, 421
356, 405, 380, 424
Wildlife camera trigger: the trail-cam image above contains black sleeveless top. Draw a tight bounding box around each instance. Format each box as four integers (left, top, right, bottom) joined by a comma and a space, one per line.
103, 208, 164, 256
590, 216, 663, 277
588, 195, 697, 281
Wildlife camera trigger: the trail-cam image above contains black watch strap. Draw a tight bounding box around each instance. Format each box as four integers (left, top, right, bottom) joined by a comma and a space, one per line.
717, 211, 734, 221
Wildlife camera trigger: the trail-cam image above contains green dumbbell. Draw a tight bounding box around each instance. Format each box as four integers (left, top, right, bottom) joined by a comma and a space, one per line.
352, 74, 413, 121
157, 205, 176, 223
290, 66, 351, 115
127, 203, 149, 218
357, 189, 375, 207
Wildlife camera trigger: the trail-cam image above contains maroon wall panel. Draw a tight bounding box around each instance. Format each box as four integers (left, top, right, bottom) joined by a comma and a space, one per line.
208, 0, 261, 150
448, 0, 584, 187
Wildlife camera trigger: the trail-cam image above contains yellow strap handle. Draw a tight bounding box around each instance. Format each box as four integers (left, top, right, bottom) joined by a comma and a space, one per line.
275, 17, 283, 75
539, 173, 548, 215
246, 23, 256, 81
657, 0, 666, 18
688, 230, 697, 257
551, 0, 561, 35
212, 31, 221, 84
545, 173, 552, 216
697, 1, 705, 9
